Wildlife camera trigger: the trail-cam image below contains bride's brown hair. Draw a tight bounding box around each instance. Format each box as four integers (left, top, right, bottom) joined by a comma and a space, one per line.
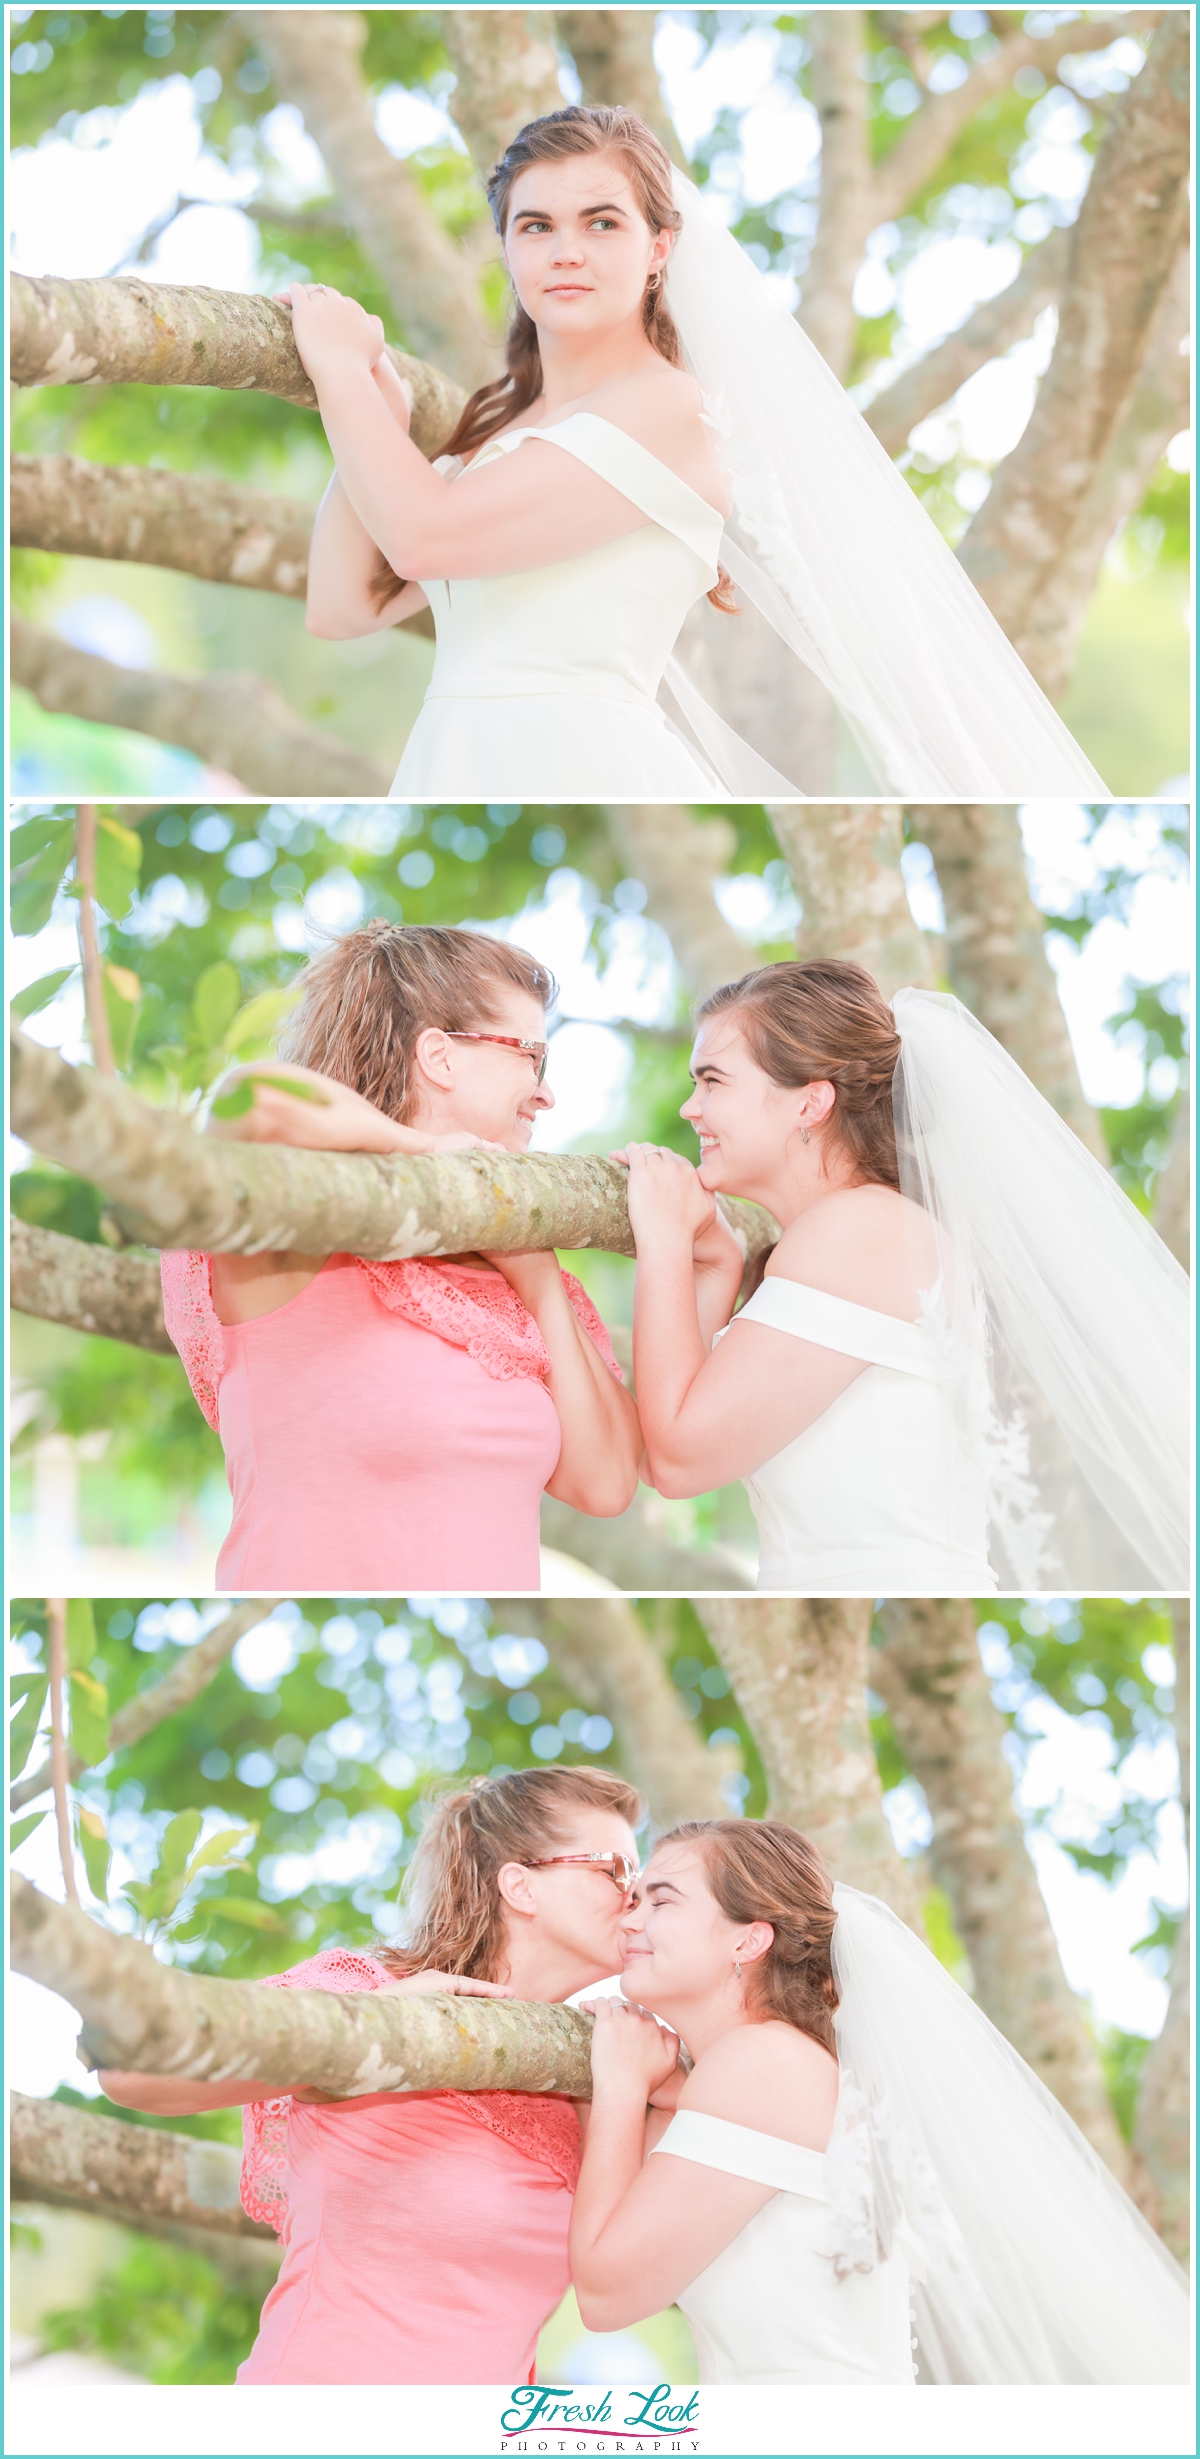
663, 1818, 840, 2055
371, 103, 737, 615
375, 1765, 645, 1981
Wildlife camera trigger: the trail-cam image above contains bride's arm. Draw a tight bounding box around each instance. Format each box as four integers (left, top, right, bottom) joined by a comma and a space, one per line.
302, 344, 430, 640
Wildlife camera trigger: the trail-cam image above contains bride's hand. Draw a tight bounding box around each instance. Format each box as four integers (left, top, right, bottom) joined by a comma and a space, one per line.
373, 1972, 516, 1998
276, 282, 386, 383
581, 1994, 681, 2101
609, 1143, 716, 1248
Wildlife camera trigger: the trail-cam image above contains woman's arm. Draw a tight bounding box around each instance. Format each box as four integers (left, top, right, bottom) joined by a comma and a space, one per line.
303, 350, 431, 640
485, 1252, 643, 1515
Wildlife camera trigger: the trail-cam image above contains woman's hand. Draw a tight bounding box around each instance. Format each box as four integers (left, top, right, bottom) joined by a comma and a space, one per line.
373, 1972, 516, 1999
205, 1065, 505, 1156
610, 1143, 717, 1251
580, 1995, 681, 2103
276, 282, 386, 384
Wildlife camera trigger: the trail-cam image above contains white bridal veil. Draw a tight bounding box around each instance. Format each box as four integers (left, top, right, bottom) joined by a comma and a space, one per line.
891, 989, 1191, 1590
662, 173, 1109, 798
829, 1885, 1190, 2385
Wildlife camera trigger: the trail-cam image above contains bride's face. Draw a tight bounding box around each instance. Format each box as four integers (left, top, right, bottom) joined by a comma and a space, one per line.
411, 985, 554, 1151
680, 1017, 826, 1197
503, 151, 672, 345
619, 1842, 768, 2020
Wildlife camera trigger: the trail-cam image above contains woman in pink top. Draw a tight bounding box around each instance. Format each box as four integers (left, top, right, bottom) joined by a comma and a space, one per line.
100, 1764, 644, 2386
161, 923, 642, 1590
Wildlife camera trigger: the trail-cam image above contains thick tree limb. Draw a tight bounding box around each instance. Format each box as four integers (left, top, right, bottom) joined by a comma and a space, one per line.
11, 1875, 595, 2097
511, 1598, 733, 1826
695, 1599, 921, 1927
800, 9, 873, 380
958, 17, 1189, 652
864, 228, 1069, 460
556, 11, 688, 166
441, 10, 565, 182
10, 618, 391, 799
243, 10, 497, 391
12, 455, 313, 598
1132, 1599, 1191, 2262
9, 1217, 171, 1353
768, 804, 938, 998
9, 272, 464, 457
11, 1599, 283, 1815
10, 1024, 777, 1274
602, 806, 749, 1002
1153, 1078, 1190, 1275
905, 803, 1107, 1158
10, 2092, 276, 2248
874, 1600, 1128, 2173
540, 1495, 752, 1595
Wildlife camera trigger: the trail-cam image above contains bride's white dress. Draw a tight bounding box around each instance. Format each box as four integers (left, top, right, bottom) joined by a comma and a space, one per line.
716, 1276, 997, 1593
390, 412, 726, 799
654, 2111, 916, 2385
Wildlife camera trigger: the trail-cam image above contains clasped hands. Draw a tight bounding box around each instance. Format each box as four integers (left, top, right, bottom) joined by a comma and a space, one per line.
275, 281, 413, 427
610, 1140, 743, 1281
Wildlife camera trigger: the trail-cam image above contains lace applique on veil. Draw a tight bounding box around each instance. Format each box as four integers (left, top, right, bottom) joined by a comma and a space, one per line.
161, 1251, 620, 1431
240, 1950, 581, 2233
914, 1276, 1054, 1591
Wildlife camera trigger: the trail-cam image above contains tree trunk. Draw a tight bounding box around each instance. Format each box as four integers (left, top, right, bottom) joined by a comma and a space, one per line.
11, 1875, 596, 2097
9, 1218, 173, 1354
958, 17, 1190, 655
768, 803, 938, 997
12, 455, 314, 597
9, 1023, 778, 1273
245, 9, 497, 390
441, 10, 565, 180
799, 9, 874, 380
511, 1599, 733, 1825
672, 596, 840, 796
557, 11, 688, 166
874, 1598, 1128, 2173
906, 804, 1107, 1158
10, 619, 391, 800
10, 2091, 276, 2248
602, 805, 748, 1001
12, 1600, 283, 1817
865, 228, 1069, 460
695, 1599, 920, 1926
540, 1495, 752, 1595
1153, 1075, 1190, 1273
1132, 1598, 1190, 2262
9, 273, 465, 454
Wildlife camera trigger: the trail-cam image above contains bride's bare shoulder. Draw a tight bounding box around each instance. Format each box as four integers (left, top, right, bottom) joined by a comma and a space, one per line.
585, 366, 730, 512
769, 1184, 939, 1312
680, 2021, 839, 2150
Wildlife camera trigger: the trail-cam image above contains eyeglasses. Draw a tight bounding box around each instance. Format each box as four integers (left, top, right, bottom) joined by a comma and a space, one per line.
445, 1031, 549, 1084
524, 1852, 640, 1895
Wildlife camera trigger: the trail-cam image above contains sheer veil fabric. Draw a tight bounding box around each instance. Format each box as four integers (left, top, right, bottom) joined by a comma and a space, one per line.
827, 1887, 1190, 2384
891, 990, 1190, 1589
663, 174, 1109, 798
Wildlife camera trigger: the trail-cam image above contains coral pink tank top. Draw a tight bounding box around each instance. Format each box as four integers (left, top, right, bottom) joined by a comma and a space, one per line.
237, 1951, 581, 2387
161, 1251, 620, 1592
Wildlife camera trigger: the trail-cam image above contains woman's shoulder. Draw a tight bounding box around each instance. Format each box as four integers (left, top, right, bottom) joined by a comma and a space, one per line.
679, 2021, 839, 2150
767, 1186, 937, 1312
573, 367, 730, 515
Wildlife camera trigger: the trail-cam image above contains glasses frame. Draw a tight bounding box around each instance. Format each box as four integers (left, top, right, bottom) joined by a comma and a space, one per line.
524, 1851, 640, 1895
445, 1031, 549, 1084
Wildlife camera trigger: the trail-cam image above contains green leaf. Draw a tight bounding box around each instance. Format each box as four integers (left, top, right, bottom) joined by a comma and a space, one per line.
191, 960, 242, 1052
10, 1810, 49, 1852
66, 1597, 98, 1672
9, 1677, 49, 1778
209, 1079, 255, 1119
68, 1666, 111, 1767
92, 813, 143, 921
223, 986, 302, 1053
76, 1807, 112, 1905
10, 966, 77, 1022
186, 1823, 258, 1875
10, 820, 75, 936
210, 1070, 331, 1120
103, 963, 143, 1072
204, 1896, 288, 1932
159, 1809, 205, 1881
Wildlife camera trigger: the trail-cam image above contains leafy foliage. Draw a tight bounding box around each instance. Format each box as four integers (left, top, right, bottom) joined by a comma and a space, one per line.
40, 2231, 265, 2385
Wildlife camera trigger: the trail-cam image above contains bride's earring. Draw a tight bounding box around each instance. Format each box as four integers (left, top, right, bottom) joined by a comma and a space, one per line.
799, 1125, 810, 1145
734, 1960, 743, 1979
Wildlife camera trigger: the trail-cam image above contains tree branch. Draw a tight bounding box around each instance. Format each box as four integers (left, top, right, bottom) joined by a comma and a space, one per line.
905, 804, 1107, 1157
10, 1218, 173, 1353
10, 2091, 277, 2249
10, 618, 391, 799
47, 1602, 81, 1908
602, 805, 749, 1001
958, 16, 1189, 650
11, 1874, 596, 2097
874, 1598, 1128, 2173
1132, 1598, 1191, 2261
12, 455, 313, 598
540, 1494, 752, 1594
9, 1023, 777, 1275
74, 805, 117, 1077
9, 272, 465, 457
799, 8, 874, 380
11, 1599, 284, 1815
863, 227, 1069, 459
556, 11, 688, 166
768, 803, 939, 997
441, 10, 565, 183
511, 1598, 734, 1825
244, 9, 497, 391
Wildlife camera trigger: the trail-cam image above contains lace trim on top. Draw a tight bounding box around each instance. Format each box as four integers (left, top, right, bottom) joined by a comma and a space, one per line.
239, 1948, 582, 2233
161, 1252, 621, 1432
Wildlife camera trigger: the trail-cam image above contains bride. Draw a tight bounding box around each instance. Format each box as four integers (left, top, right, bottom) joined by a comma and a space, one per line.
282, 104, 1107, 800
569, 1819, 1190, 2385
617, 957, 1189, 1593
